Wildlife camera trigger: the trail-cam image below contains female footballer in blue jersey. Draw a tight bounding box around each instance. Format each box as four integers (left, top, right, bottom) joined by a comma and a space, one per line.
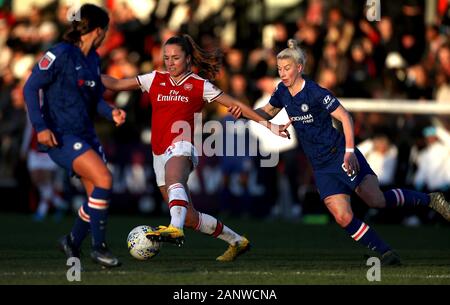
23, 4, 125, 268
247, 39, 450, 265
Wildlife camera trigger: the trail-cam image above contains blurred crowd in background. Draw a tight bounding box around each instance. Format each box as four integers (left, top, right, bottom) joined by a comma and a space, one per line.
0, 0, 449, 225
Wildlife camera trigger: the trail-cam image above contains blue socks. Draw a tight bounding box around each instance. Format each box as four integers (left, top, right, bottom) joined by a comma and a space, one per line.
70, 201, 91, 248
87, 187, 111, 249
344, 217, 391, 255
384, 189, 430, 208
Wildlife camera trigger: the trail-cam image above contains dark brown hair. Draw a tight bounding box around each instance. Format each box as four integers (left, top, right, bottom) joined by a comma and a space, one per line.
165, 34, 223, 80
63, 4, 109, 44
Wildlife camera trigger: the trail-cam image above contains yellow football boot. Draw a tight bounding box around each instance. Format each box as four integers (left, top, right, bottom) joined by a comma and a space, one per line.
216, 237, 251, 262
146, 225, 185, 247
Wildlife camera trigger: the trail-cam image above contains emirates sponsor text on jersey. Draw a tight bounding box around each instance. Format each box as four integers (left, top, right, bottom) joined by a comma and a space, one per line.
157, 90, 189, 102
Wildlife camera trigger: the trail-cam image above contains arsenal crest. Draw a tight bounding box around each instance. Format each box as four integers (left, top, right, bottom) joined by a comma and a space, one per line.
38, 51, 56, 70
184, 83, 193, 91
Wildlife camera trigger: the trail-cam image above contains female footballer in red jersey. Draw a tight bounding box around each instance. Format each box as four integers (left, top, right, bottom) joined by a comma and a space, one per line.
102, 34, 290, 261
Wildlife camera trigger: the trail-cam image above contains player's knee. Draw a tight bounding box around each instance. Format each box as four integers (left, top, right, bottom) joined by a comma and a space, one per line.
95, 170, 112, 189
366, 194, 386, 208
333, 212, 353, 227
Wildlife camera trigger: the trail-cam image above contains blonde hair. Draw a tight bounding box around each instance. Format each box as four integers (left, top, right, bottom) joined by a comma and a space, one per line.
277, 39, 307, 66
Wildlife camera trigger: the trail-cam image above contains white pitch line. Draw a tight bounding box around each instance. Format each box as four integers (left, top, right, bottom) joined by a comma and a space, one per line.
212, 270, 450, 280
0, 271, 137, 277
0, 270, 449, 280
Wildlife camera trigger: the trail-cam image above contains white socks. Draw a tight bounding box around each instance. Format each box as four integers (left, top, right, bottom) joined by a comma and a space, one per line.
196, 212, 241, 245
170, 206, 187, 229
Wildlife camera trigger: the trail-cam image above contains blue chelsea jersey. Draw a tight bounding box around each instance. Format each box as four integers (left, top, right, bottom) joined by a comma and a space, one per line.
24, 42, 111, 141
269, 79, 345, 168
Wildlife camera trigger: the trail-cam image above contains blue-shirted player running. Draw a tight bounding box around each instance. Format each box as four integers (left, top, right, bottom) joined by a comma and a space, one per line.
252, 39, 450, 265
23, 4, 126, 268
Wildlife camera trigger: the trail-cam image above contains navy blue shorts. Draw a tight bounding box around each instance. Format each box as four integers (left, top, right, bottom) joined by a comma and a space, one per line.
313, 148, 376, 200
47, 134, 106, 177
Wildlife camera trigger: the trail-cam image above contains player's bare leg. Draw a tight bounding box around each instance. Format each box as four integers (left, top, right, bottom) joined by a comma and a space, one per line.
158, 185, 250, 261
58, 177, 93, 260
72, 149, 120, 268
324, 194, 400, 265
356, 175, 450, 221
30, 169, 53, 222
146, 156, 191, 246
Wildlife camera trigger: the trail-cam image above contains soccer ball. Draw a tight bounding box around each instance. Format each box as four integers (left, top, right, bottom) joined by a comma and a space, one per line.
127, 225, 162, 260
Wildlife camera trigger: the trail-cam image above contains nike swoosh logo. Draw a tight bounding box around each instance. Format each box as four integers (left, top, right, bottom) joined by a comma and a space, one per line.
351, 175, 357, 182
75, 66, 82, 70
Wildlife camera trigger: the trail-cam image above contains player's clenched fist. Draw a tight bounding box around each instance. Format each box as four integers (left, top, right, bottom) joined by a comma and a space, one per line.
37, 129, 58, 147
112, 108, 127, 126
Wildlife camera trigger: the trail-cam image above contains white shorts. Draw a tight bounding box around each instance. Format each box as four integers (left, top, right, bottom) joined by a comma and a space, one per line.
27, 150, 58, 171
153, 141, 199, 187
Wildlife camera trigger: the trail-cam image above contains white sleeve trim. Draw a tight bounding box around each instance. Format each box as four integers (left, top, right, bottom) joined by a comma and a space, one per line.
136, 71, 156, 92
203, 80, 223, 103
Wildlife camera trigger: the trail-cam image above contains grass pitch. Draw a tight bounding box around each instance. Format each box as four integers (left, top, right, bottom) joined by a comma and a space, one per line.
0, 213, 449, 285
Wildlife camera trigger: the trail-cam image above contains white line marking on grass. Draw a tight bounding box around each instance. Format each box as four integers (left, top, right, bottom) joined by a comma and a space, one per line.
1, 270, 449, 280
212, 270, 450, 279
0, 271, 137, 277
1, 271, 61, 276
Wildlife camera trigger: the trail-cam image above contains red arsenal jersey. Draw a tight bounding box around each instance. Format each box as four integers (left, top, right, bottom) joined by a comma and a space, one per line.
136, 71, 223, 155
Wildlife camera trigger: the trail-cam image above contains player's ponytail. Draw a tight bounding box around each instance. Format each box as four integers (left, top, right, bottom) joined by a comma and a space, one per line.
277, 38, 307, 66
63, 4, 109, 44
63, 19, 88, 44
165, 34, 223, 80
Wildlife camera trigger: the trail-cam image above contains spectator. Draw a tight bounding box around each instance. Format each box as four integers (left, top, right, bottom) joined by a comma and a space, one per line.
358, 134, 398, 186
413, 126, 450, 192
345, 41, 376, 97
435, 43, 450, 103
405, 64, 433, 100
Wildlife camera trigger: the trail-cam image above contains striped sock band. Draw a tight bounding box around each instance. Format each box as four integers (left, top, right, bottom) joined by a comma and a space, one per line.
384, 189, 430, 208
195, 213, 241, 245
71, 201, 91, 248
344, 216, 391, 255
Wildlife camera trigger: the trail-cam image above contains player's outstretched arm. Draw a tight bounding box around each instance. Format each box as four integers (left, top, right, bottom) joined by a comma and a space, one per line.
96, 97, 126, 127
254, 103, 283, 121
228, 102, 282, 121
101, 74, 140, 91
215, 93, 290, 138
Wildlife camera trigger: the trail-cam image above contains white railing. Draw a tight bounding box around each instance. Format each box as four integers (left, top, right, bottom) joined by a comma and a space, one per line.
340, 99, 450, 114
